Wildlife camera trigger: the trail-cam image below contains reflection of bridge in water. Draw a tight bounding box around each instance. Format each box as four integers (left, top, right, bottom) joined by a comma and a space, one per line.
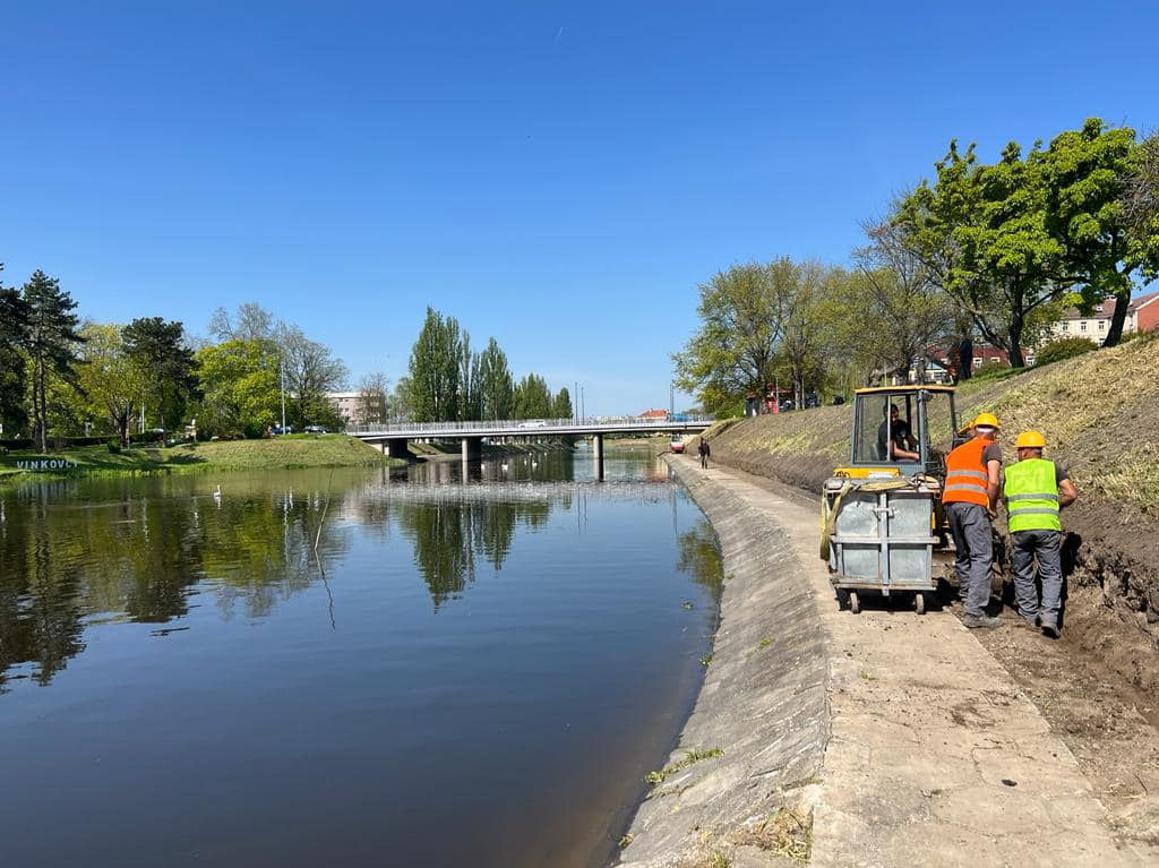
348, 416, 712, 469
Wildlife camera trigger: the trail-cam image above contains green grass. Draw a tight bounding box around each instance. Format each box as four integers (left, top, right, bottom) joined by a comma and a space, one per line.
645, 747, 724, 786
0, 434, 399, 481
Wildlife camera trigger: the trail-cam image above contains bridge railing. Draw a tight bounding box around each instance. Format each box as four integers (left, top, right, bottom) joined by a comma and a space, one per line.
347, 415, 714, 436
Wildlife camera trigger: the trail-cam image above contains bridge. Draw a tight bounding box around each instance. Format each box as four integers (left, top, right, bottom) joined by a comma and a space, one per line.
348, 416, 713, 465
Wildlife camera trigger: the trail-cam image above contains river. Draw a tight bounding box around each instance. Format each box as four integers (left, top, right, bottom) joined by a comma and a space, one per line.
0, 445, 721, 867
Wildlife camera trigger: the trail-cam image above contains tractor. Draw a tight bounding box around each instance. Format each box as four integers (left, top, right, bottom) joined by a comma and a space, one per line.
820, 385, 964, 614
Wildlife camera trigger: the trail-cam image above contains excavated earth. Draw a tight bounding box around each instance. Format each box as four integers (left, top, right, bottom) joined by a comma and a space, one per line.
694, 337, 1159, 851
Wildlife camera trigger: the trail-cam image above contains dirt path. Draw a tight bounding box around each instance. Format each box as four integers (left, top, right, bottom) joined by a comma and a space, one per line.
675, 457, 1153, 865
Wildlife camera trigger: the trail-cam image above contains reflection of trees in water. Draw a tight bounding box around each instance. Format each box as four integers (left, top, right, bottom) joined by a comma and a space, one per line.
676, 520, 724, 600
396, 496, 554, 609
0, 485, 350, 691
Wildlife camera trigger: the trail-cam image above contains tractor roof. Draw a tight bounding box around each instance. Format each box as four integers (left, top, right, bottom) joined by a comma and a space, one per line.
853, 385, 956, 395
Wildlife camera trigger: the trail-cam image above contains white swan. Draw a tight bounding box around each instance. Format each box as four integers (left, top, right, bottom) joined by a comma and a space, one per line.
213, 484, 222, 504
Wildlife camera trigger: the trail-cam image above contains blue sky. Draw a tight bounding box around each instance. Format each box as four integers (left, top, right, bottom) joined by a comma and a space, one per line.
2, 1, 1157, 414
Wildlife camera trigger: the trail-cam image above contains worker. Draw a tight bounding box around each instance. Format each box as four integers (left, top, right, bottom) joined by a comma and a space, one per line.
698, 438, 711, 469
878, 403, 920, 462
942, 412, 1003, 628
1003, 431, 1078, 638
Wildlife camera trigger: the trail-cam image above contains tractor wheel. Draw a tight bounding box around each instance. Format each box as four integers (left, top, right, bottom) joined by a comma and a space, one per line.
849, 591, 861, 614
915, 592, 926, 615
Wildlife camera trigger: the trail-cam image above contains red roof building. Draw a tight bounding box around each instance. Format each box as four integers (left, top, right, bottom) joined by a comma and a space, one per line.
1053, 290, 1159, 341
638, 408, 669, 420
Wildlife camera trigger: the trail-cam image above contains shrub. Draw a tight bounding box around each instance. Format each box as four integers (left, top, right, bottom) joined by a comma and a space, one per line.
1034, 336, 1098, 367
107, 440, 122, 454
970, 362, 1020, 382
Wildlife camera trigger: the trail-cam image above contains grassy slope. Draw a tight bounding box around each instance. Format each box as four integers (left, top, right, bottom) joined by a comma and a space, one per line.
706, 336, 1159, 514
0, 434, 395, 479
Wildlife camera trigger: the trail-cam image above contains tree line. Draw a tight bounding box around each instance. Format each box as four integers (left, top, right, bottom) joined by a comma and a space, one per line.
391, 306, 572, 424
675, 118, 1159, 416
0, 274, 348, 449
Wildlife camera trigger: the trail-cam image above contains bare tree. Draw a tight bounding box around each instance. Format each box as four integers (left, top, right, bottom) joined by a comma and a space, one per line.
357, 371, 391, 425
855, 217, 956, 383
208, 302, 277, 343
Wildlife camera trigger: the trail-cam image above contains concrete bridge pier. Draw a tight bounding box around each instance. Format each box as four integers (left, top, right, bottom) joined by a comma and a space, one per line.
461, 436, 483, 463
381, 437, 409, 460
592, 433, 605, 481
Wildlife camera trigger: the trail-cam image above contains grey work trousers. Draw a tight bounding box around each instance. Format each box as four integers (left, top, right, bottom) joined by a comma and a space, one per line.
1011, 529, 1063, 626
946, 501, 993, 618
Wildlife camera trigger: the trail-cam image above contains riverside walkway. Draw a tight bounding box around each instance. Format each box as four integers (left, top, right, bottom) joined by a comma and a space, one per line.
618, 457, 1143, 867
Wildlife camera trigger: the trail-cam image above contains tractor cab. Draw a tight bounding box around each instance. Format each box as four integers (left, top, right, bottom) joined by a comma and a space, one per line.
843, 385, 961, 480
821, 385, 961, 614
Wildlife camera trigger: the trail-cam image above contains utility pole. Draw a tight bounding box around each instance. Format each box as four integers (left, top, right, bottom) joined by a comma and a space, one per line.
574, 381, 578, 422
669, 385, 674, 417
280, 356, 287, 430
580, 386, 585, 423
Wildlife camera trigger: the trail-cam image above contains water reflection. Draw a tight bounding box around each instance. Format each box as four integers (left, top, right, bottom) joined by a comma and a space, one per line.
0, 448, 685, 691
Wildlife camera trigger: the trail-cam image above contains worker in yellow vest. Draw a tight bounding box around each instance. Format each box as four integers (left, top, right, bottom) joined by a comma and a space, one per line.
942, 412, 1004, 628
1003, 431, 1078, 638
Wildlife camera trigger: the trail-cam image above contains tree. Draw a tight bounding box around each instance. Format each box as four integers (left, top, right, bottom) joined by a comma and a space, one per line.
123, 317, 199, 432
76, 322, 148, 445
356, 371, 392, 426
476, 337, 514, 421
1121, 131, 1159, 277
896, 140, 1067, 367
672, 262, 787, 416
855, 217, 956, 382
512, 373, 552, 419
195, 338, 281, 438
458, 332, 482, 422
552, 386, 573, 420
279, 325, 348, 429
21, 271, 83, 451
0, 265, 30, 436
407, 307, 464, 422
1041, 118, 1159, 346
207, 302, 277, 343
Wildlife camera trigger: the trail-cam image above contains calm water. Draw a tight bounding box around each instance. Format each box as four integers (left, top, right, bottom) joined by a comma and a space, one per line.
0, 446, 721, 868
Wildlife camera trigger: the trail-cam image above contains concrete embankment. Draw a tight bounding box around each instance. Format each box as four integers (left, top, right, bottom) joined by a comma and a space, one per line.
618, 457, 1149, 866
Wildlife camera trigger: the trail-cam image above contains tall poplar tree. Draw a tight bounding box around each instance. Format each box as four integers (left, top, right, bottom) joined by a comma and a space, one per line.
21, 270, 83, 451
477, 337, 514, 421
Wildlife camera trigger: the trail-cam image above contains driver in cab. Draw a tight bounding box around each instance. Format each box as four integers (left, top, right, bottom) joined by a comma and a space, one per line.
878, 403, 920, 462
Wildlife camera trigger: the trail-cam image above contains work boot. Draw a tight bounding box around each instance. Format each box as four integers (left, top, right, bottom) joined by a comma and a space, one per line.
962, 614, 1002, 629
1011, 616, 1037, 630
1040, 620, 1060, 639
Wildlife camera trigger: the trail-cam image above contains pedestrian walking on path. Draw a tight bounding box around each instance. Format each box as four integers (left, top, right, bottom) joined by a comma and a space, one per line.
1003, 430, 1078, 638
698, 438, 711, 469
943, 412, 1004, 628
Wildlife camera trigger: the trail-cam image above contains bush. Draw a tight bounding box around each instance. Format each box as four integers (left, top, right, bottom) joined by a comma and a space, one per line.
107, 440, 122, 454
1034, 336, 1098, 367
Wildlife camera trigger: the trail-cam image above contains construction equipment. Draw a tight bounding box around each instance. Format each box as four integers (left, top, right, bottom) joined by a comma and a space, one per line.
820, 385, 962, 614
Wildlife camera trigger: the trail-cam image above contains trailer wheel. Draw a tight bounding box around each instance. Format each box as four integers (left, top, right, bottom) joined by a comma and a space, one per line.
849, 591, 860, 614
915, 592, 926, 615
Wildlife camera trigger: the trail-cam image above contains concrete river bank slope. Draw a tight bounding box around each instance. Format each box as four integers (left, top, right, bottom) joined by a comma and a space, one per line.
617, 457, 1149, 866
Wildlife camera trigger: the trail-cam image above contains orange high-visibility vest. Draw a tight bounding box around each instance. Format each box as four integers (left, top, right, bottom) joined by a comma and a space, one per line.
942, 437, 991, 507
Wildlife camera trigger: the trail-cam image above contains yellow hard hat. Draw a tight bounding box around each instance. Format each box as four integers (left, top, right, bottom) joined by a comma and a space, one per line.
1016, 430, 1046, 449
972, 412, 1000, 429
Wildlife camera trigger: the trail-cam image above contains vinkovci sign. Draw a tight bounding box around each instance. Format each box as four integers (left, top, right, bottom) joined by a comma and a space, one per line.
13, 458, 78, 471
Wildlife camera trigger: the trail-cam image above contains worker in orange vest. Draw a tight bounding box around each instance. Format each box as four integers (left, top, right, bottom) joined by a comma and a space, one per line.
942, 412, 1004, 628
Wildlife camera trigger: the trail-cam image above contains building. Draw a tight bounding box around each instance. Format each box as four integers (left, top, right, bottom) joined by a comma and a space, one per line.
1052, 290, 1159, 341
327, 391, 362, 426
638, 408, 669, 420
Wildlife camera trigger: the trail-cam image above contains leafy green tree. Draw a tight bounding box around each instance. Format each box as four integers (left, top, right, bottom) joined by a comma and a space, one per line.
278, 325, 347, 429
672, 262, 787, 416
512, 373, 552, 419
458, 332, 482, 422
477, 337, 514, 421
76, 322, 148, 445
1121, 131, 1159, 279
195, 339, 281, 437
21, 270, 83, 451
1042, 118, 1159, 346
123, 317, 199, 432
407, 307, 468, 422
0, 265, 30, 437
552, 386, 573, 420
896, 140, 1067, 367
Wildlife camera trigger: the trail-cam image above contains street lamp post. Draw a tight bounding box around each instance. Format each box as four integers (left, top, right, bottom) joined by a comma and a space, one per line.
280, 357, 287, 430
